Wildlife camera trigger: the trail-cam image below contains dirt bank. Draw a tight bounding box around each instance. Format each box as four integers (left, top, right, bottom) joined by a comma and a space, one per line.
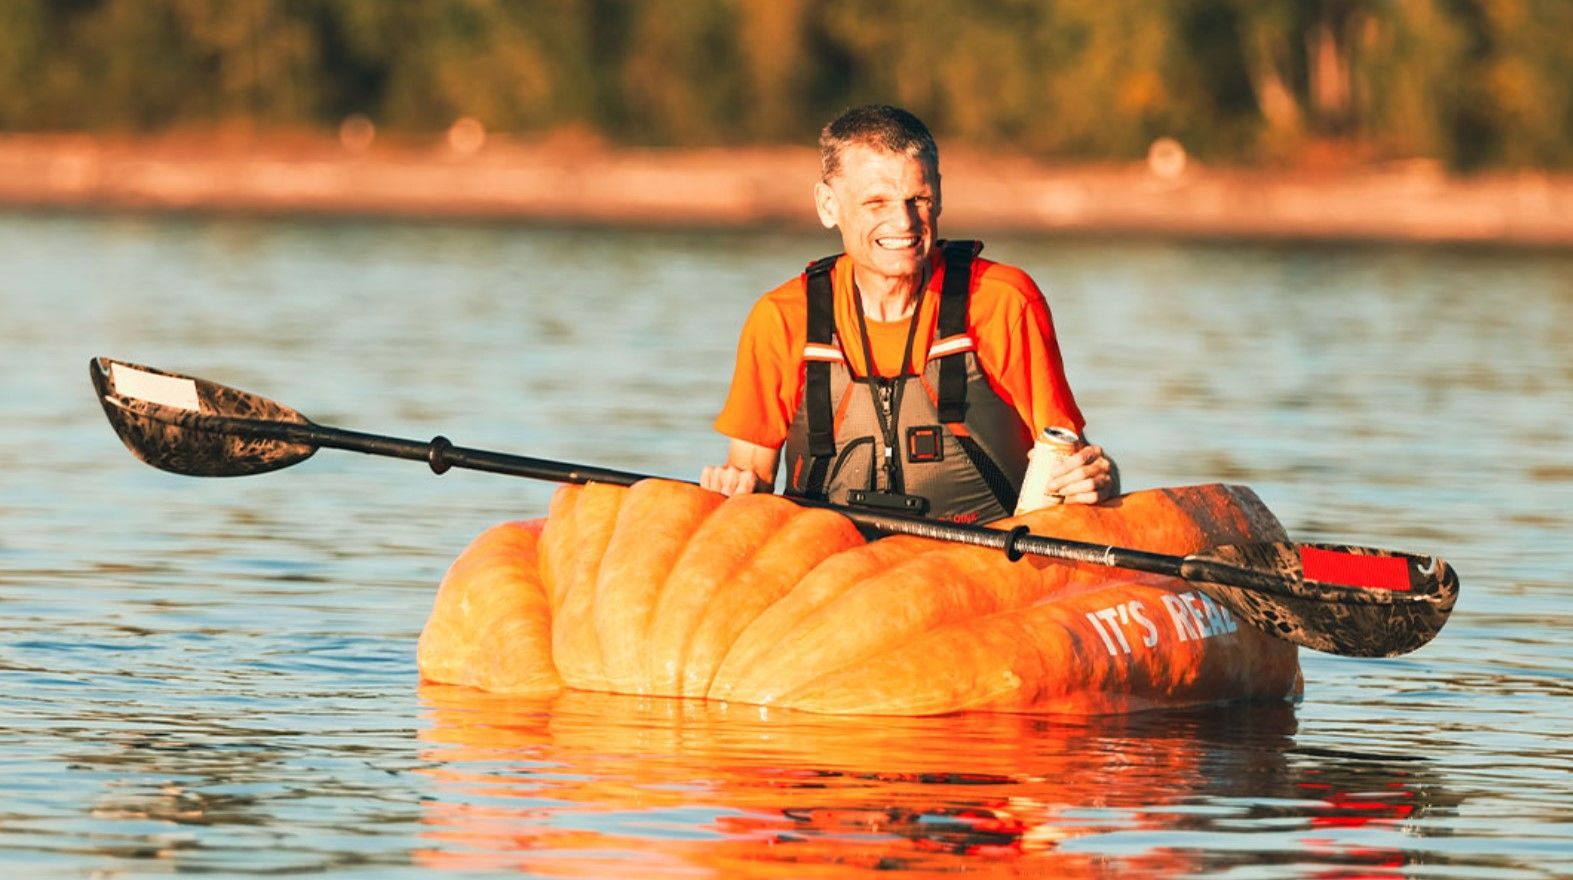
2, 133, 1569, 245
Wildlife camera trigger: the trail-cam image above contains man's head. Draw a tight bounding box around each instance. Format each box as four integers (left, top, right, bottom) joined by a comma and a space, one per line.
814, 105, 942, 288
819, 104, 939, 183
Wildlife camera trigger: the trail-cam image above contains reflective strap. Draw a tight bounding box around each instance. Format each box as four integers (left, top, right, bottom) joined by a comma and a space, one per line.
803, 343, 845, 362
927, 333, 976, 359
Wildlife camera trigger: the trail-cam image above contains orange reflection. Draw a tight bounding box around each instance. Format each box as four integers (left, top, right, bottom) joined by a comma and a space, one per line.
414, 683, 1438, 878
412, 685, 1454, 877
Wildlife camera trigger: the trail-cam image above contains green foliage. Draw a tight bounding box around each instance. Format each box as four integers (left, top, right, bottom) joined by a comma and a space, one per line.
0, 0, 1567, 169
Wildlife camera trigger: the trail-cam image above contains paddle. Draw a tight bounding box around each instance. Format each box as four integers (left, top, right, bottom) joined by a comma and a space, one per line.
90, 356, 1457, 658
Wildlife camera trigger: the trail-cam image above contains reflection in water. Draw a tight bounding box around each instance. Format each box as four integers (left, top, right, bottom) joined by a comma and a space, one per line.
414, 686, 1455, 877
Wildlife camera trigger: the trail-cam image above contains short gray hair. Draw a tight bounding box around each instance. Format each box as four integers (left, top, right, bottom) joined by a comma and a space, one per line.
819, 104, 939, 182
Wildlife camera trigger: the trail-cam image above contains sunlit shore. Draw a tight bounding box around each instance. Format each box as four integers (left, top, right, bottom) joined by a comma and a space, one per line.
2, 132, 1569, 245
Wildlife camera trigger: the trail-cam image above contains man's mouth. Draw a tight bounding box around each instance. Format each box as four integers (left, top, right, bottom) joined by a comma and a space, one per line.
876, 235, 921, 250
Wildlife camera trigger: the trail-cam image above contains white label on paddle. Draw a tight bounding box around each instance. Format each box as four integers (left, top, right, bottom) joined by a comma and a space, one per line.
110, 363, 200, 412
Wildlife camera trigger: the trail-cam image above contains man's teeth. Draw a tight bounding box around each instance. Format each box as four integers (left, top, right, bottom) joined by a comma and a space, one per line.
878, 236, 919, 248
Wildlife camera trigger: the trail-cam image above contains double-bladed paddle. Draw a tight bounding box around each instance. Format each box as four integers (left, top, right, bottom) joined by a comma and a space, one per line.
90, 356, 1458, 658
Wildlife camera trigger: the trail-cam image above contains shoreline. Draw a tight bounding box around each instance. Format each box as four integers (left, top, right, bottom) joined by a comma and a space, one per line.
2, 133, 1570, 246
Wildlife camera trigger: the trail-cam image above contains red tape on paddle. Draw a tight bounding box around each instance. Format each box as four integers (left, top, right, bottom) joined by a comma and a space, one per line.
1300, 546, 1412, 591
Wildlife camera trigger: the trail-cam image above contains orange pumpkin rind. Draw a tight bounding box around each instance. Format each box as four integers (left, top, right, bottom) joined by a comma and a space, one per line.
417, 480, 1302, 714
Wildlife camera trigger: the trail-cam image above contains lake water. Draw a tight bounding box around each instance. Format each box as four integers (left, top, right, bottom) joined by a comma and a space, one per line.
2, 212, 1570, 878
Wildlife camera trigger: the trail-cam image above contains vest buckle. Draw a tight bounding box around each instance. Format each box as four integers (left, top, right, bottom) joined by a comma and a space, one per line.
847, 490, 931, 516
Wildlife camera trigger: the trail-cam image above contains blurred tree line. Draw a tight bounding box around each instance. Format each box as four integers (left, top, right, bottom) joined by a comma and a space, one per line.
0, 0, 1568, 170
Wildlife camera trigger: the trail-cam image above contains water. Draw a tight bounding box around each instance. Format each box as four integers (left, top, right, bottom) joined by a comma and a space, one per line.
2, 212, 1569, 877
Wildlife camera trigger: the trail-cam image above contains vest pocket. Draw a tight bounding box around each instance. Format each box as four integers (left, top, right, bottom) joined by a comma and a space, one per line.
951, 434, 1020, 515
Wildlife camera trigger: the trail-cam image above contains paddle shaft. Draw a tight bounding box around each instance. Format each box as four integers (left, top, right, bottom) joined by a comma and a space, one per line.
198, 413, 1271, 587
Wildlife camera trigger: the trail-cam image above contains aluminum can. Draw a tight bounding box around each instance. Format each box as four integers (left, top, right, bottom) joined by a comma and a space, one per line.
1014, 427, 1083, 515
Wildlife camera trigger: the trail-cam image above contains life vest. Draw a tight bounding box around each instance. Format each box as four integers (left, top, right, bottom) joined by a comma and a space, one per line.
781, 240, 1033, 523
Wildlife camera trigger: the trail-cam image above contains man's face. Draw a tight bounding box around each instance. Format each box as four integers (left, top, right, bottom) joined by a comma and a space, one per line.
815, 143, 941, 285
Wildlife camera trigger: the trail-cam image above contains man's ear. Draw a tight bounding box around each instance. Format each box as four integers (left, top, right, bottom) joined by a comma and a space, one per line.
813, 181, 838, 230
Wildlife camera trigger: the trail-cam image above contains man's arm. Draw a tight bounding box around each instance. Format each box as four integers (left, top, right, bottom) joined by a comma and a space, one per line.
700, 438, 781, 496
984, 271, 1118, 505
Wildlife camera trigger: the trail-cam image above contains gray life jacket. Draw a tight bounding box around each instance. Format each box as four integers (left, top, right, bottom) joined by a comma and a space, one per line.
780, 240, 1033, 523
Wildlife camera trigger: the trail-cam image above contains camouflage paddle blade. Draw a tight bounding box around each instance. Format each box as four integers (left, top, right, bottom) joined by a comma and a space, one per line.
91, 356, 316, 477
1186, 542, 1459, 657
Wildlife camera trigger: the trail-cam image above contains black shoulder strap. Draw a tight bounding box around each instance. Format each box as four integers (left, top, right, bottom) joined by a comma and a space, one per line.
934, 240, 1016, 512
936, 240, 982, 423
800, 254, 839, 497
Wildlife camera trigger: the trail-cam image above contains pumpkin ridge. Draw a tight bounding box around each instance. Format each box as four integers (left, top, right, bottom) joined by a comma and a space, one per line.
728, 546, 1036, 703
662, 500, 800, 695
538, 484, 581, 614
709, 535, 924, 701
638, 492, 793, 694
594, 480, 724, 694
682, 505, 863, 697
549, 483, 628, 690
416, 519, 561, 695
771, 605, 1037, 715
718, 545, 954, 701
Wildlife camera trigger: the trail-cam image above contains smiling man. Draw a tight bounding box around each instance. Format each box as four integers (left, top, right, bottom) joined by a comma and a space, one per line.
701, 104, 1117, 522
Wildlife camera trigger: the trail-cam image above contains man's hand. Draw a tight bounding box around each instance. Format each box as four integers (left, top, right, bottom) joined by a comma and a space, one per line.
700, 464, 763, 496
1043, 443, 1119, 505
700, 438, 780, 497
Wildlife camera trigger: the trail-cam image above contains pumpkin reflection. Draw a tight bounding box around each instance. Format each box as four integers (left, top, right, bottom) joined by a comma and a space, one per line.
410, 685, 1442, 877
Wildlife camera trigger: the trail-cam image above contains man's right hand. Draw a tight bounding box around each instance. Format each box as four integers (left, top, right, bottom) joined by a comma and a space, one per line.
700, 438, 781, 497
700, 465, 762, 496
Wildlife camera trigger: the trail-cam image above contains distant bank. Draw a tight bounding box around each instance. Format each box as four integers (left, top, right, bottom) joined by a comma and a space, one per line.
2, 133, 1569, 246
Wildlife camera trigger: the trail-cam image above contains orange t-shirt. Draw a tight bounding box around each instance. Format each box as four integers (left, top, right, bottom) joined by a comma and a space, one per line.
714, 250, 1086, 449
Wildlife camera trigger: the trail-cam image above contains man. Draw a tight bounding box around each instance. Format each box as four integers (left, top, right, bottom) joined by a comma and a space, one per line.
701, 104, 1116, 522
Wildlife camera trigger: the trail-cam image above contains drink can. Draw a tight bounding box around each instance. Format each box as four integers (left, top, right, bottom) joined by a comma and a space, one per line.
1014, 427, 1083, 515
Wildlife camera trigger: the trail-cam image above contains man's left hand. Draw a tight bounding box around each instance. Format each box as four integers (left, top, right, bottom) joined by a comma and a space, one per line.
1045, 444, 1119, 505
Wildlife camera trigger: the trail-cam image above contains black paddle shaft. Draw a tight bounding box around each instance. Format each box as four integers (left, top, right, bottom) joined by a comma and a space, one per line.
223, 413, 1199, 581
219, 415, 652, 487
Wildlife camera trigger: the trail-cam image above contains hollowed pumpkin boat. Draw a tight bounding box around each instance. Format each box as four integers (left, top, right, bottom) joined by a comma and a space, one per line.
417, 481, 1302, 715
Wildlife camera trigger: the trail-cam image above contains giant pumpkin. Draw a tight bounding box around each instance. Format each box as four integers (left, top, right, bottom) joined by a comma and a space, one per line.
417, 481, 1301, 714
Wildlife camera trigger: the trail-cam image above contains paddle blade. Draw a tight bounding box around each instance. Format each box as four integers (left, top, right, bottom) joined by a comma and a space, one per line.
1183, 542, 1459, 657
90, 356, 317, 477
